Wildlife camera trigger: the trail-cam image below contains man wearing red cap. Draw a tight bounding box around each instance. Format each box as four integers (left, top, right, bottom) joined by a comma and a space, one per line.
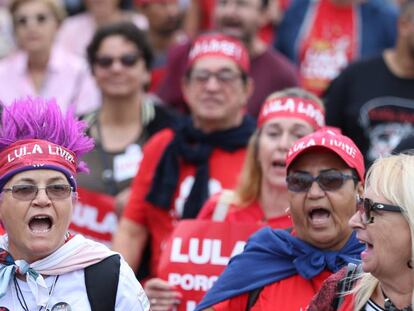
196, 128, 365, 311
156, 0, 299, 118
112, 33, 256, 303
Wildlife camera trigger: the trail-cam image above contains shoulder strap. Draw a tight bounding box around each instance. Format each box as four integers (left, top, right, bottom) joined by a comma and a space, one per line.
212, 190, 235, 221
85, 254, 121, 311
332, 263, 361, 310
246, 287, 264, 311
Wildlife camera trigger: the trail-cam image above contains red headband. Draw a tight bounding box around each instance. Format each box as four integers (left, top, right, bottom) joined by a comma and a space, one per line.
258, 96, 325, 129
187, 34, 250, 73
0, 139, 78, 187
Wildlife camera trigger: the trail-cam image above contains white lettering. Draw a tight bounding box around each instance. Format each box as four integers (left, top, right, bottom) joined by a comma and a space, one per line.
170, 238, 245, 265
168, 273, 218, 291
71, 203, 117, 234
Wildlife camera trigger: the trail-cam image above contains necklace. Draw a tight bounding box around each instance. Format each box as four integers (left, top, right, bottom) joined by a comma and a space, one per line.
381, 287, 413, 311
13, 275, 60, 311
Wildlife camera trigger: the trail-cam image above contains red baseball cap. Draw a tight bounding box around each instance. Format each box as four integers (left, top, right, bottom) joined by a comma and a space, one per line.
187, 33, 250, 73
286, 128, 365, 182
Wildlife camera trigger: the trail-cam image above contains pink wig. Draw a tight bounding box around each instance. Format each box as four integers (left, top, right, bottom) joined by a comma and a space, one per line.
0, 97, 94, 173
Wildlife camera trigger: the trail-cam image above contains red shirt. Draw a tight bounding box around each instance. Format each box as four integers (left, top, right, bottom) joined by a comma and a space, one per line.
213, 271, 332, 311
198, 193, 292, 229
123, 129, 248, 275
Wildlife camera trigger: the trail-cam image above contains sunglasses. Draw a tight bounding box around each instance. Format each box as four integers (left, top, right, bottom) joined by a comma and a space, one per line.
357, 197, 402, 224
94, 53, 141, 69
15, 13, 50, 27
190, 69, 242, 84
286, 170, 358, 192
2, 184, 73, 201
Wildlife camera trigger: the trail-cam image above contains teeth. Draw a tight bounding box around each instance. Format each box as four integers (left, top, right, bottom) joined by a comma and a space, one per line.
34, 216, 49, 219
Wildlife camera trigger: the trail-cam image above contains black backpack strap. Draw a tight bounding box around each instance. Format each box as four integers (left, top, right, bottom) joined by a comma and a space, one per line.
85, 254, 121, 311
246, 287, 264, 311
332, 263, 361, 310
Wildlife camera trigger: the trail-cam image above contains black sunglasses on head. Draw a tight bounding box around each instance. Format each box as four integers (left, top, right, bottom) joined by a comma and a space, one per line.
286, 170, 358, 192
94, 53, 141, 69
357, 197, 402, 224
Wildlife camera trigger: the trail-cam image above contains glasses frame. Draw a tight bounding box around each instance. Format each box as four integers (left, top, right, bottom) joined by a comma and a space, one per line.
94, 52, 141, 69
286, 170, 358, 192
2, 184, 74, 201
189, 69, 243, 85
358, 197, 403, 224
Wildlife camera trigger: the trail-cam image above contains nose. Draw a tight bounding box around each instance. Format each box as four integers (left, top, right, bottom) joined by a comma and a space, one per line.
32, 188, 51, 205
349, 210, 365, 229
204, 75, 221, 91
307, 179, 325, 199
277, 132, 292, 152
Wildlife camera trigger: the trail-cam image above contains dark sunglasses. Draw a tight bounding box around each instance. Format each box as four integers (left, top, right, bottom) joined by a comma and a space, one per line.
286, 170, 358, 192
15, 13, 50, 27
357, 197, 402, 224
94, 53, 141, 69
2, 184, 73, 201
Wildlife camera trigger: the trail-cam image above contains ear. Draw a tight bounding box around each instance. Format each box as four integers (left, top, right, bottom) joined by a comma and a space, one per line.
244, 77, 254, 103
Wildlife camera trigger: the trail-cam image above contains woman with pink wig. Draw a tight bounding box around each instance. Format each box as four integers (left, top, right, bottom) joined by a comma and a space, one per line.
0, 97, 149, 310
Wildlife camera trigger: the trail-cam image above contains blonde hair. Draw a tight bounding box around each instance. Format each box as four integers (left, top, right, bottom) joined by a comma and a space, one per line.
353, 154, 414, 310
233, 87, 325, 206
9, 0, 66, 25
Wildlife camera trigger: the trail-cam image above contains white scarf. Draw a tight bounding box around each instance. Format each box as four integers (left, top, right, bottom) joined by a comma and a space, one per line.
0, 234, 117, 306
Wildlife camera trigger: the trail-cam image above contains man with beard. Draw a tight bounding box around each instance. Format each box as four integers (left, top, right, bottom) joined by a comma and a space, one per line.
135, 0, 187, 91
324, 0, 414, 166
156, 0, 299, 118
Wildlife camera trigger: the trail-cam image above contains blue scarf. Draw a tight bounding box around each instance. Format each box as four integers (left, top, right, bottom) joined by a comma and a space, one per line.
196, 228, 364, 310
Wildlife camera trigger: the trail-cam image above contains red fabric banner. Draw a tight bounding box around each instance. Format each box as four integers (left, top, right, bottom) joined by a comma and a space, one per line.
157, 220, 262, 311
69, 187, 117, 245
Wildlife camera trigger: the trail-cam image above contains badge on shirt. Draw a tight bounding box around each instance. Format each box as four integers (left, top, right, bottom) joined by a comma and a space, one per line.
51, 302, 72, 311
113, 144, 143, 182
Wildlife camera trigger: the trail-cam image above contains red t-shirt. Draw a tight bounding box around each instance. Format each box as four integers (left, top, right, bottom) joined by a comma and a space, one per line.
213, 270, 332, 310
198, 193, 292, 229
123, 129, 248, 275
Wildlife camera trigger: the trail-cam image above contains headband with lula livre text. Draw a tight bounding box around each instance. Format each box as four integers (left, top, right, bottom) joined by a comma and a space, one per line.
187, 33, 250, 73
0, 139, 78, 188
257, 96, 325, 130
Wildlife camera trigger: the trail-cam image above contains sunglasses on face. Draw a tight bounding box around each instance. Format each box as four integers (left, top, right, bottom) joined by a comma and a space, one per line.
14, 13, 50, 27
2, 184, 73, 201
190, 69, 242, 84
286, 170, 358, 192
94, 53, 141, 69
357, 197, 402, 224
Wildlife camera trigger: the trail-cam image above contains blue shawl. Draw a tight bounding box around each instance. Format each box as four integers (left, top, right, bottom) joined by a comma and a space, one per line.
196, 227, 364, 310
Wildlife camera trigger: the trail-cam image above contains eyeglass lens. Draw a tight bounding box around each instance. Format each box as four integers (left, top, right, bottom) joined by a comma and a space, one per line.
190, 69, 241, 84
5, 184, 72, 201
95, 53, 140, 69
286, 170, 353, 192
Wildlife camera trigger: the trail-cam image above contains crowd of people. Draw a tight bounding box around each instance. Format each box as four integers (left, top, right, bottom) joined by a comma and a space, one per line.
0, 0, 413, 310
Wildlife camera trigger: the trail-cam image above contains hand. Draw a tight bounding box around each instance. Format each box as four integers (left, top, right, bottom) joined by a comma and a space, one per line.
145, 278, 182, 311
114, 187, 131, 217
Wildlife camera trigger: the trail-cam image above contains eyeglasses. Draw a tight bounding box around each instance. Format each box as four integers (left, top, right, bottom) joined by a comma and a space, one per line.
357, 197, 402, 224
189, 69, 242, 84
286, 170, 358, 192
2, 184, 73, 201
94, 53, 141, 69
14, 13, 50, 27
